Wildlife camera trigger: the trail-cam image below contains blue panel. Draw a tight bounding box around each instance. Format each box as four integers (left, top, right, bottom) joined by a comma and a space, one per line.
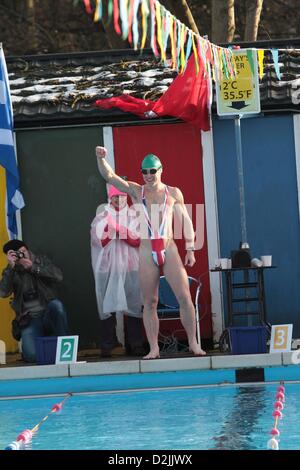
213, 114, 300, 335
0, 369, 236, 397
265, 365, 300, 382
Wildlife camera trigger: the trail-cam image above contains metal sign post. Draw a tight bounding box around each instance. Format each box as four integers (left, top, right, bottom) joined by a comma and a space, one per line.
216, 49, 261, 244
234, 114, 247, 244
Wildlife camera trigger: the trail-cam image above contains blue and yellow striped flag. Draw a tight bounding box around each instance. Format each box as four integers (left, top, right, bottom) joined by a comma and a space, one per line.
0, 45, 25, 352
0, 45, 24, 239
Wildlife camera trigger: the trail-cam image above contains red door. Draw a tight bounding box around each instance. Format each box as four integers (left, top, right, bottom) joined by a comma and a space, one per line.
113, 123, 212, 341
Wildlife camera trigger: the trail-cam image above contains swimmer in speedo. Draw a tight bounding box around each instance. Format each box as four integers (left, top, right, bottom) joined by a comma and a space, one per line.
95, 146, 206, 359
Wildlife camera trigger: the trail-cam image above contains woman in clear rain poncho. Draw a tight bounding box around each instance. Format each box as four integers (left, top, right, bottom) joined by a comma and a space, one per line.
91, 185, 145, 357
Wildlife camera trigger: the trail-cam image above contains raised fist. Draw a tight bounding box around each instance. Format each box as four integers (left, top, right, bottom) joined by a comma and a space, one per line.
95, 146, 107, 159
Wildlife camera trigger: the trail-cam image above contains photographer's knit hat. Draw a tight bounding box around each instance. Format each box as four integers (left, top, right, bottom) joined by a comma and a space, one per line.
3, 239, 27, 254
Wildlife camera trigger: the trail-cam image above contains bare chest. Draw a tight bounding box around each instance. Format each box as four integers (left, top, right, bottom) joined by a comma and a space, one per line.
139, 187, 175, 207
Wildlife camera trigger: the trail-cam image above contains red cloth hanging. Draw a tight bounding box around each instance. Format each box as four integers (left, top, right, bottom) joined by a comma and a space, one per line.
95, 54, 210, 131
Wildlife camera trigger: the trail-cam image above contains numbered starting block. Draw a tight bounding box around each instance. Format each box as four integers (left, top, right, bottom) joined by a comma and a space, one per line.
35, 336, 79, 365
269, 324, 293, 354
55, 336, 79, 364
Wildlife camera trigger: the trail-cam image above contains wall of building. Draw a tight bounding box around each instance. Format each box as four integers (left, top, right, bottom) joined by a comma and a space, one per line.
15, 120, 216, 347
16, 124, 107, 347
111, 122, 213, 341
213, 113, 300, 336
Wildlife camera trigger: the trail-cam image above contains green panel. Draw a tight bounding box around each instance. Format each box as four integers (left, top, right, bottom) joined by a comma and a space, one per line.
16, 126, 107, 347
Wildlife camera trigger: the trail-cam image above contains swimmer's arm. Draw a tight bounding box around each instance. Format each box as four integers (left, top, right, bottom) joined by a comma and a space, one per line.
173, 188, 195, 250
95, 146, 140, 200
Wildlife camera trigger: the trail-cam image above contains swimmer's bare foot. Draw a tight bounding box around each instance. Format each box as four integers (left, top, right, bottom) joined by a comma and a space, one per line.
189, 343, 206, 356
143, 348, 160, 360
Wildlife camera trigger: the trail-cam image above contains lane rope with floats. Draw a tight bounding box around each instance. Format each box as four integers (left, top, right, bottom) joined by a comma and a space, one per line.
4, 393, 72, 450
267, 381, 285, 450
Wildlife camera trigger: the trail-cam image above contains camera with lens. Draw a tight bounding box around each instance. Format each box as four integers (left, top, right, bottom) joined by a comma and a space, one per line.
15, 250, 25, 259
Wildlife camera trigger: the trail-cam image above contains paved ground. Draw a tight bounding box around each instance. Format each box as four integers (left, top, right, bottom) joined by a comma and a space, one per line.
3, 346, 218, 368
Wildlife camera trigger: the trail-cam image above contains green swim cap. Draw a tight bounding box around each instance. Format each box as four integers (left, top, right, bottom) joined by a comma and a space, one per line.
141, 154, 162, 170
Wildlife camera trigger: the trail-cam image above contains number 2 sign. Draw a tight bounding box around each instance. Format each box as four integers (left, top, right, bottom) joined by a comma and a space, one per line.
55, 336, 79, 364
269, 325, 293, 354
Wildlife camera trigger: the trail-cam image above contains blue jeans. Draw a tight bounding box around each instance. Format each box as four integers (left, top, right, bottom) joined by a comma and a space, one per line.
21, 299, 69, 363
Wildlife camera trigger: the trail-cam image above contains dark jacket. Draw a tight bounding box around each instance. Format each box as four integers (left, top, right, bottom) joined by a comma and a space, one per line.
0, 252, 63, 320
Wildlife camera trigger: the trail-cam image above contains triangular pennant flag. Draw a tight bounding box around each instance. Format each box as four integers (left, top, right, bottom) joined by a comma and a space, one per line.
271, 49, 282, 80
257, 49, 265, 79
246, 49, 255, 77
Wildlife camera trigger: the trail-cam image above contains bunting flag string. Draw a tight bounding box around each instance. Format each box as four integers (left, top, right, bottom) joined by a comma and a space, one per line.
257, 49, 265, 79
155, 1, 165, 62
119, 0, 129, 40
83, 0, 93, 15
140, 0, 149, 50
127, 0, 134, 44
176, 21, 181, 71
162, 9, 171, 62
113, 0, 121, 35
271, 48, 282, 80
184, 30, 192, 73
83, 0, 236, 79
82, 0, 282, 84
150, 0, 159, 57
191, 34, 199, 75
108, 0, 113, 21
93, 0, 103, 22
132, 0, 140, 50
169, 16, 176, 69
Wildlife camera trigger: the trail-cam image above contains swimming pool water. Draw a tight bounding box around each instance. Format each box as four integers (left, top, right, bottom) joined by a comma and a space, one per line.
1, 383, 299, 450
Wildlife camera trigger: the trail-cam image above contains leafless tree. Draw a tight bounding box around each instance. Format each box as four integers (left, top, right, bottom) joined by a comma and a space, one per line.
211, 0, 235, 43
162, 0, 199, 34
244, 0, 264, 41
227, 0, 235, 42
26, 0, 38, 50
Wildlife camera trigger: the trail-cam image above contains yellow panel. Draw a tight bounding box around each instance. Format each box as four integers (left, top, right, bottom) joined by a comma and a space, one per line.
216, 49, 261, 116
0, 166, 18, 353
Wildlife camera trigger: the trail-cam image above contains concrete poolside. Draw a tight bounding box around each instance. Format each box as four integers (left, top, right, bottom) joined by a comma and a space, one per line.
1, 349, 300, 397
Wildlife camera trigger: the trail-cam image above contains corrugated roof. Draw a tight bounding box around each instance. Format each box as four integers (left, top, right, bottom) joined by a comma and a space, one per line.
6, 47, 300, 127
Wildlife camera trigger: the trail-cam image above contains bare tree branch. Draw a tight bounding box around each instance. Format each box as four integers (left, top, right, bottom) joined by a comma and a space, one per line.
162, 0, 199, 34
211, 0, 235, 43
0, 1, 57, 51
228, 0, 235, 42
244, 0, 264, 41
26, 0, 38, 50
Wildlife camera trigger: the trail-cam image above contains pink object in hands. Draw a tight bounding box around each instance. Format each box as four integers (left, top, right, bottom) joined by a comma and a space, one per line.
107, 213, 117, 230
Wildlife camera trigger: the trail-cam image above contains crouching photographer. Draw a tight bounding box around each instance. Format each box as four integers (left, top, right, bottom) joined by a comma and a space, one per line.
0, 240, 69, 363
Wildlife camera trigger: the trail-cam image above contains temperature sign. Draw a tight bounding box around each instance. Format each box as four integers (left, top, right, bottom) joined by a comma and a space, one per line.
216, 48, 260, 116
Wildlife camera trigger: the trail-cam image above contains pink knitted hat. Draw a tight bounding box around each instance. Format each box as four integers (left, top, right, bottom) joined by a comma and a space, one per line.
108, 185, 127, 198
